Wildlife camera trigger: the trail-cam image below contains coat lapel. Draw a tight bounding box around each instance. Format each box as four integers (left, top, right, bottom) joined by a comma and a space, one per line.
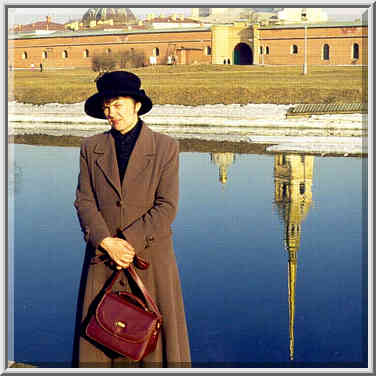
94, 132, 122, 199
122, 123, 155, 193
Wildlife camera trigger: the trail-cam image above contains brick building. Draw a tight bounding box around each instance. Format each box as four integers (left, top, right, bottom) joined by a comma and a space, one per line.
258, 22, 367, 66
8, 21, 367, 70
8, 27, 212, 69
9, 16, 65, 34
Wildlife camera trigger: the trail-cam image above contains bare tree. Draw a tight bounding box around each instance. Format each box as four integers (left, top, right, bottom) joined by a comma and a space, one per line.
91, 54, 117, 81
118, 49, 146, 69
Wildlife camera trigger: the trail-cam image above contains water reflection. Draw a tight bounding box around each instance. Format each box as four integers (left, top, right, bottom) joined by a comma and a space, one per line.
210, 153, 235, 185
9, 137, 366, 366
8, 161, 23, 195
274, 154, 314, 361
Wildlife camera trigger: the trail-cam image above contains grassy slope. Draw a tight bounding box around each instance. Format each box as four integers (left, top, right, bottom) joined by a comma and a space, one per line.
8, 64, 367, 105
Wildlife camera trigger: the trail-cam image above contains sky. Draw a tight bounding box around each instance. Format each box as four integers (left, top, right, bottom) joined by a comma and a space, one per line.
6, 6, 369, 26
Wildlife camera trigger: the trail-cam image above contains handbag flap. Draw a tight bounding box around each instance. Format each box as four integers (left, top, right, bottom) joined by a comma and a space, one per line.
96, 292, 157, 343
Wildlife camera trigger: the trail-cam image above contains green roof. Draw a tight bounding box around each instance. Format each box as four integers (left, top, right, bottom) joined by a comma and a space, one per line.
8, 26, 212, 40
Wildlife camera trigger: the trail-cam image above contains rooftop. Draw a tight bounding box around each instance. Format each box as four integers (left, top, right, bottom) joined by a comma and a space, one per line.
8, 26, 212, 40
144, 16, 201, 24
260, 20, 367, 29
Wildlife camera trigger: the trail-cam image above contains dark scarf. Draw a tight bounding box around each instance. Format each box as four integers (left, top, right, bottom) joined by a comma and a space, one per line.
110, 119, 143, 183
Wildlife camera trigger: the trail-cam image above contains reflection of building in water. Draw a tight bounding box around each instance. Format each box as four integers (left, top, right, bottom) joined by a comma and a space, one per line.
273, 154, 314, 361
8, 160, 23, 195
210, 152, 235, 185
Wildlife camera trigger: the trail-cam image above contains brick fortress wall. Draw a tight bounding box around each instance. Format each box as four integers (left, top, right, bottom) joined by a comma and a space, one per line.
8, 24, 368, 69
258, 25, 367, 66
8, 29, 212, 69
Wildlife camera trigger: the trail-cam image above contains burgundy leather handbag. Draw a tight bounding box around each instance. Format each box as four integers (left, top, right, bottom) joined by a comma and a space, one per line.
85, 262, 162, 362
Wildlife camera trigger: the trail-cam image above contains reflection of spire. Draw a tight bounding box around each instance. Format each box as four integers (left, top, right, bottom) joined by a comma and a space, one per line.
210, 152, 235, 185
273, 154, 314, 361
288, 248, 297, 360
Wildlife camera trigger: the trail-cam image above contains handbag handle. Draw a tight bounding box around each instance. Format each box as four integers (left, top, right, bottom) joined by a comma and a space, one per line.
105, 260, 162, 319
128, 264, 161, 318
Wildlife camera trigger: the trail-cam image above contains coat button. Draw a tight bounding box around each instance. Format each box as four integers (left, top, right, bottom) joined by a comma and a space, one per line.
116, 200, 123, 207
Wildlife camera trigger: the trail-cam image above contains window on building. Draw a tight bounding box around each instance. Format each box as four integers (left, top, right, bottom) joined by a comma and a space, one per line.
62, 50, 68, 59
84, 49, 90, 58
353, 43, 359, 59
22, 51, 28, 59
153, 47, 160, 57
291, 45, 298, 54
204, 46, 211, 56
282, 183, 288, 198
266, 46, 270, 55
106, 48, 112, 55
42, 51, 48, 59
260, 46, 263, 55
290, 224, 295, 235
323, 44, 330, 60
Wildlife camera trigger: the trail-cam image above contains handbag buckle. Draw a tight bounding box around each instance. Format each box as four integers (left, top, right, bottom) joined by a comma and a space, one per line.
115, 321, 127, 329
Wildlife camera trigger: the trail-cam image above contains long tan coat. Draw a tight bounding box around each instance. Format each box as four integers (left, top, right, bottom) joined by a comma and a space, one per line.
73, 123, 191, 367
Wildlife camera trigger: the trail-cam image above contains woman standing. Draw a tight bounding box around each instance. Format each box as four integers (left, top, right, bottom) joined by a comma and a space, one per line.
73, 71, 191, 367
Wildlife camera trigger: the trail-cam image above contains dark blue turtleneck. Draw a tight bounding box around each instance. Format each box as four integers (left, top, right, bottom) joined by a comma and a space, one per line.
110, 119, 143, 183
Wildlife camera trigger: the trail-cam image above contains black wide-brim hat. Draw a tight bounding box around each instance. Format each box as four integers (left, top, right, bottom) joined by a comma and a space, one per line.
84, 71, 153, 119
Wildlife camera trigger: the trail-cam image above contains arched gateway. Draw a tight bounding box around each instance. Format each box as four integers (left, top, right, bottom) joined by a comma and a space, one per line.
233, 43, 253, 65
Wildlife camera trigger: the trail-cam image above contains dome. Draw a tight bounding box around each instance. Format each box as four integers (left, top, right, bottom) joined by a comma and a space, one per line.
82, 8, 137, 25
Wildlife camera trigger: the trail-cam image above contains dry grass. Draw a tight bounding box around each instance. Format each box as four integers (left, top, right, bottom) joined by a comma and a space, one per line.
8, 64, 367, 105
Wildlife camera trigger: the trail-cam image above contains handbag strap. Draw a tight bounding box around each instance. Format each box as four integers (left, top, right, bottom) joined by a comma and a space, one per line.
128, 264, 161, 318
105, 263, 162, 319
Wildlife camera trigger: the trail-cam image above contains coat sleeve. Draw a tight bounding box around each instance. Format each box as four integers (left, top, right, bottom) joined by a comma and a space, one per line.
120, 139, 179, 254
74, 142, 111, 249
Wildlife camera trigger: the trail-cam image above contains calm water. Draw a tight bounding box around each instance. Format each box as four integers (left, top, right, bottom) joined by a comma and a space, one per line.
8, 141, 367, 368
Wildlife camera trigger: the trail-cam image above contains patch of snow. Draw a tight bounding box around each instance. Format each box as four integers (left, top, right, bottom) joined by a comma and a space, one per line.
7, 101, 368, 155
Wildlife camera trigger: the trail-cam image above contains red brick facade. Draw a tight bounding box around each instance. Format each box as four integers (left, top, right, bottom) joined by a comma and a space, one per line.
9, 16, 65, 33
258, 25, 367, 65
8, 23, 368, 69
8, 29, 212, 69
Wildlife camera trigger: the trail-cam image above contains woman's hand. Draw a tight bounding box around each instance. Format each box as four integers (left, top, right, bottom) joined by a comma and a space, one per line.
100, 237, 135, 269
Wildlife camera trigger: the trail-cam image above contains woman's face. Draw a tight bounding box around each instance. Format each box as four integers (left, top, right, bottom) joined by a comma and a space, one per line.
102, 96, 142, 134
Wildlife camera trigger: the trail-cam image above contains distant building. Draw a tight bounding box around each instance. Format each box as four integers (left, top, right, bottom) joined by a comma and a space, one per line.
192, 8, 210, 18
190, 7, 329, 27
10, 16, 65, 34
276, 8, 328, 24
191, 7, 253, 23
81, 8, 137, 28
8, 9, 367, 70
142, 14, 202, 29
65, 8, 138, 31
191, 7, 283, 25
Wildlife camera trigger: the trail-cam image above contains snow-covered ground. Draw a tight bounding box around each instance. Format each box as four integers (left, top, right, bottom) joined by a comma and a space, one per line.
251, 136, 366, 155
8, 101, 365, 127
8, 101, 368, 155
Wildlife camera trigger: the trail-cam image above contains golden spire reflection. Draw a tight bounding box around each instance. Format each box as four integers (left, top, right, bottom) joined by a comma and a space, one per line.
273, 154, 314, 361
210, 152, 235, 185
